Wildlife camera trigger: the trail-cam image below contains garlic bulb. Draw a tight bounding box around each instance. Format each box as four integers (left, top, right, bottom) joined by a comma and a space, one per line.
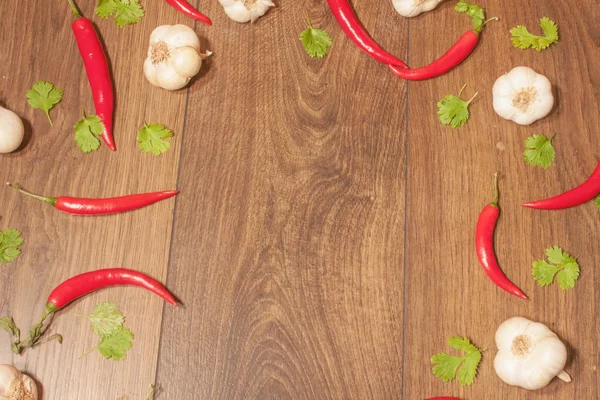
218, 0, 274, 23
0, 365, 38, 400
492, 66, 554, 125
0, 105, 25, 153
392, 0, 444, 17
143, 25, 211, 91
494, 317, 572, 390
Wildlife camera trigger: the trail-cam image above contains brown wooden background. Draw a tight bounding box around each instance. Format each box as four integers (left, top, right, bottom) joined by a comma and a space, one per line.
0, 0, 598, 399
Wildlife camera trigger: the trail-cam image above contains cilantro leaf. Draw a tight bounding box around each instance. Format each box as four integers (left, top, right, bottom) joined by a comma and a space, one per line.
595, 196, 600, 209
431, 336, 483, 386
82, 302, 125, 337
455, 1, 487, 32
95, 0, 117, 18
300, 16, 332, 59
114, 0, 144, 28
523, 134, 555, 168
26, 81, 63, 125
0, 229, 24, 263
137, 123, 173, 156
0, 316, 20, 339
532, 246, 580, 289
74, 112, 104, 153
97, 327, 134, 360
510, 17, 559, 52
437, 85, 478, 128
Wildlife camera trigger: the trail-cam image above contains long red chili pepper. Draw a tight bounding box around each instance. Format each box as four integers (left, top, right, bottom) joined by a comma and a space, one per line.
67, 0, 116, 151
522, 161, 600, 210
166, 0, 212, 25
476, 173, 527, 300
389, 31, 479, 81
7, 183, 178, 215
326, 0, 409, 68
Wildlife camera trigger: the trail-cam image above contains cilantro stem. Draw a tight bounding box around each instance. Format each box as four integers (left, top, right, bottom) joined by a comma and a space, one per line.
458, 84, 467, 97
31, 333, 62, 348
491, 172, 499, 207
45, 111, 53, 126
79, 344, 100, 359
66, 0, 82, 18
306, 12, 312, 28
6, 183, 57, 206
466, 92, 479, 105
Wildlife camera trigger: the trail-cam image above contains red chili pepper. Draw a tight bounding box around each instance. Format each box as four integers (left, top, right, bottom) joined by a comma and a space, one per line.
67, 0, 116, 151
326, 0, 409, 68
166, 0, 212, 25
389, 31, 479, 81
7, 183, 178, 215
476, 173, 527, 300
522, 161, 600, 210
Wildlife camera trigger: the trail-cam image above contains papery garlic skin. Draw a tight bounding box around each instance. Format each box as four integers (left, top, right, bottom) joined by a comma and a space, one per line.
392, 0, 444, 17
219, 0, 274, 23
494, 317, 571, 391
492, 66, 554, 126
0, 105, 25, 153
144, 25, 210, 91
0, 365, 38, 400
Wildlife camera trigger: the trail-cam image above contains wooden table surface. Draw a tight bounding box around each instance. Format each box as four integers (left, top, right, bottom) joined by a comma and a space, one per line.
1, 0, 598, 399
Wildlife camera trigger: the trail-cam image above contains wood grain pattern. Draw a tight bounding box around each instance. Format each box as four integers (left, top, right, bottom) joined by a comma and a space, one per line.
1, 0, 598, 398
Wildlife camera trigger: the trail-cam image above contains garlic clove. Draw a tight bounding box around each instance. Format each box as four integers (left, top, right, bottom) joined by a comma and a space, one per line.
20, 373, 39, 399
169, 47, 202, 78
155, 63, 190, 91
143, 58, 160, 87
219, 0, 274, 23
149, 25, 173, 45
0, 365, 38, 399
163, 25, 201, 50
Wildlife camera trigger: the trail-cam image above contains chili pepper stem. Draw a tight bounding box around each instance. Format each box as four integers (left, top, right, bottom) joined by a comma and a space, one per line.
491, 172, 499, 207
66, 0, 82, 18
6, 183, 57, 206
31, 333, 62, 348
483, 17, 499, 27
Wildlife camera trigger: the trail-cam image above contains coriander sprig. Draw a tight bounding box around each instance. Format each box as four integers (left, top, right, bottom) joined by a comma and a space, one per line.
431, 336, 484, 386
437, 84, 478, 128
532, 246, 580, 290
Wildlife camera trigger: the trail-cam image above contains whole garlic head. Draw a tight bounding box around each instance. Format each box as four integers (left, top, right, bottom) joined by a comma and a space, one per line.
143, 24, 211, 91
218, 0, 274, 23
494, 317, 571, 390
0, 105, 25, 153
392, 0, 444, 17
0, 365, 38, 400
492, 66, 554, 125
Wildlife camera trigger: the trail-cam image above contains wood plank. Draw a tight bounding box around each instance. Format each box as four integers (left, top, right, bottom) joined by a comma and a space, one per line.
0, 1, 187, 398
405, 1, 599, 399
155, 1, 408, 398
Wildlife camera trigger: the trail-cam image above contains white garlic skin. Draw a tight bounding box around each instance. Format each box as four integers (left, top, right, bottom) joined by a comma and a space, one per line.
392, 0, 444, 17
492, 66, 554, 125
144, 25, 209, 91
218, 0, 274, 23
494, 317, 571, 391
0, 365, 38, 400
0, 105, 25, 153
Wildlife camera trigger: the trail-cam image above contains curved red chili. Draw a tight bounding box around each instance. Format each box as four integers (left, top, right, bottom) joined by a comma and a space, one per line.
522, 161, 600, 210
67, 0, 116, 151
7, 183, 178, 215
389, 31, 479, 81
476, 173, 527, 300
326, 0, 409, 68
166, 0, 212, 25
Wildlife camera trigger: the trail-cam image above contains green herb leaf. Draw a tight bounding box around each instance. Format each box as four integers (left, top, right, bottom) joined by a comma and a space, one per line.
431, 336, 483, 386
510, 17, 559, 52
95, 0, 118, 18
0, 229, 24, 263
0, 316, 20, 339
523, 134, 555, 168
595, 196, 600, 209
83, 302, 125, 337
74, 112, 104, 153
300, 16, 332, 59
532, 246, 580, 289
455, 1, 486, 32
137, 123, 173, 156
114, 0, 144, 28
26, 81, 63, 125
437, 85, 478, 128
97, 327, 134, 360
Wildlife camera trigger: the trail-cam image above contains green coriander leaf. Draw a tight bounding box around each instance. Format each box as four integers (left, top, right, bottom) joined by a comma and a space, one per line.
523, 134, 555, 168
97, 327, 134, 360
0, 229, 24, 263
26, 81, 63, 125
74, 113, 104, 153
437, 85, 478, 128
510, 17, 559, 52
0, 316, 20, 339
114, 0, 144, 28
137, 123, 173, 156
532, 260, 561, 286
455, 1, 487, 32
556, 261, 580, 290
431, 336, 483, 386
300, 15, 333, 59
595, 196, 600, 209
546, 245, 568, 265
84, 302, 125, 337
95, 0, 117, 18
